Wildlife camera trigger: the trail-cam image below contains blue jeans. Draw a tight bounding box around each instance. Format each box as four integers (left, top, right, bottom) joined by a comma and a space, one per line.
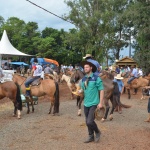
24, 76, 41, 87
84, 105, 99, 135
127, 77, 136, 84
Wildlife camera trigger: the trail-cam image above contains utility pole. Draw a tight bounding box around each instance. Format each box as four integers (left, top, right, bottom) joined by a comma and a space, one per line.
129, 30, 131, 58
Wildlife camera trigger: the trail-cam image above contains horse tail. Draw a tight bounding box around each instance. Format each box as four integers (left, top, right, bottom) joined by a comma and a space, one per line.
15, 83, 22, 111
54, 82, 60, 113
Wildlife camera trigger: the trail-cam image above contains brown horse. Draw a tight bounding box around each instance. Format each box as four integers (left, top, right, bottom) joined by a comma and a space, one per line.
0, 81, 22, 119
70, 69, 84, 116
122, 77, 149, 99
70, 69, 131, 121
12, 74, 59, 115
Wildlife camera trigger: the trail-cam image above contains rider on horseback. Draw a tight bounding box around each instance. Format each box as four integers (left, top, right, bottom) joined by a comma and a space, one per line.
24, 58, 42, 97
127, 65, 138, 84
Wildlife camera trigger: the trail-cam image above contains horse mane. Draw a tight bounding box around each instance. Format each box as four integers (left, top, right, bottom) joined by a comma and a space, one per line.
70, 69, 84, 83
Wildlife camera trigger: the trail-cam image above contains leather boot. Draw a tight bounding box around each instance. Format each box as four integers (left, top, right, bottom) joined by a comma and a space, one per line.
95, 130, 101, 143
84, 134, 94, 143
25, 87, 31, 97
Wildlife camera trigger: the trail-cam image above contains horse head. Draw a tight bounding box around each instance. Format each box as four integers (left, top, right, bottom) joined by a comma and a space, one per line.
70, 69, 84, 83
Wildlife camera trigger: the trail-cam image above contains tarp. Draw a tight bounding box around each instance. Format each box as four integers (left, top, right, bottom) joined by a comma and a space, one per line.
30, 58, 59, 66
10, 62, 29, 66
30, 58, 47, 65
44, 58, 59, 66
0, 30, 32, 56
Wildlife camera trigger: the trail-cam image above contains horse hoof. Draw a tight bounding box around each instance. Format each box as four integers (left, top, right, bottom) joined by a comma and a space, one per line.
78, 114, 81, 116
109, 116, 113, 121
101, 118, 105, 122
118, 111, 122, 114
18, 116, 21, 119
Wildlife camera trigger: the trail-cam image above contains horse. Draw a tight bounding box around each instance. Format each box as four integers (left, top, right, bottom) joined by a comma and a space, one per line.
0, 81, 22, 119
122, 77, 149, 99
12, 74, 59, 115
60, 74, 75, 100
70, 69, 84, 116
71, 70, 131, 121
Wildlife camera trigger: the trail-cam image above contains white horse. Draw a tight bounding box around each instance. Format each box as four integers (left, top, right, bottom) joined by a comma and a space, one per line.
60, 74, 75, 99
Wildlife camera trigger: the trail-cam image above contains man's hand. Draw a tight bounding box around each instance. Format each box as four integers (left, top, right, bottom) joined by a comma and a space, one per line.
97, 103, 103, 109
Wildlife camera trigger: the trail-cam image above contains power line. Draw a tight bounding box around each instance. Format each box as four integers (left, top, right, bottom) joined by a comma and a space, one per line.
26, 0, 75, 25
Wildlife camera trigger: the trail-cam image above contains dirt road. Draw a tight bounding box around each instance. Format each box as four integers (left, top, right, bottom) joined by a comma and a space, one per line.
0, 83, 149, 150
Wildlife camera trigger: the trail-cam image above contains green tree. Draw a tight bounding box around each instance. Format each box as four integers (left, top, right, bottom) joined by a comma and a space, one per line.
123, 0, 150, 73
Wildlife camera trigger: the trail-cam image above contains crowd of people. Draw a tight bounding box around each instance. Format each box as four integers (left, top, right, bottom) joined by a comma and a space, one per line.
0, 55, 149, 143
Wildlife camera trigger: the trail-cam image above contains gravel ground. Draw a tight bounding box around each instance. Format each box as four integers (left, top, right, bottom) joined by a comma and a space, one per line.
0, 83, 150, 150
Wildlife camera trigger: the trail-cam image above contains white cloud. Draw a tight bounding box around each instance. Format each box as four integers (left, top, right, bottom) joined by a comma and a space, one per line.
0, 0, 75, 31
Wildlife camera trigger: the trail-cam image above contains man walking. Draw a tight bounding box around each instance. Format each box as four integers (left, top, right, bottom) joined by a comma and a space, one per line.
80, 61, 104, 143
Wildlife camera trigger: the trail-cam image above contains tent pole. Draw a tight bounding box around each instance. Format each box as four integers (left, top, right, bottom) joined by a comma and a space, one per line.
0, 55, 2, 68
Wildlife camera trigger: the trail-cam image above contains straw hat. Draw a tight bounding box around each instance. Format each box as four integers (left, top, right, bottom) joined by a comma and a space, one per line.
80, 61, 97, 73
83, 54, 92, 59
114, 74, 124, 80
94, 107, 105, 120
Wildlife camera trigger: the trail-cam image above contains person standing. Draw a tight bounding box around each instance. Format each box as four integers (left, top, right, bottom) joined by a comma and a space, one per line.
113, 74, 124, 113
44, 64, 53, 75
144, 86, 150, 122
80, 61, 104, 143
83, 54, 101, 76
0, 67, 4, 82
24, 58, 42, 97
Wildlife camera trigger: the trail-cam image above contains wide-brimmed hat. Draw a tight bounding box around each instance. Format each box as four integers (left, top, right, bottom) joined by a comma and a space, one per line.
83, 54, 92, 59
94, 107, 105, 120
114, 74, 124, 80
81, 61, 97, 73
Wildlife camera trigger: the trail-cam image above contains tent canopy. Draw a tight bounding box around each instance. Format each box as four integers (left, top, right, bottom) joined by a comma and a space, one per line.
0, 30, 32, 56
30, 58, 59, 66
44, 58, 59, 66
10, 62, 29, 66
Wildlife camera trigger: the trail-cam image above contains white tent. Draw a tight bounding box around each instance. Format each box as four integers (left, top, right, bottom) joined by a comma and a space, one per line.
0, 30, 32, 56
0, 30, 33, 67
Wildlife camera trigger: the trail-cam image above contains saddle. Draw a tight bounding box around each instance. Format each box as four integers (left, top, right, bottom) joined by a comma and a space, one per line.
131, 78, 138, 85
26, 77, 42, 86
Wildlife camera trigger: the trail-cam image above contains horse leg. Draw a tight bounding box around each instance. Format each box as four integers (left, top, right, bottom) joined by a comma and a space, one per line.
102, 99, 110, 122
49, 96, 54, 114
109, 96, 117, 121
127, 89, 131, 99
26, 101, 30, 114
13, 102, 17, 117
124, 87, 126, 93
30, 98, 34, 113
77, 97, 83, 116
49, 102, 54, 114
76, 96, 80, 106
134, 88, 138, 94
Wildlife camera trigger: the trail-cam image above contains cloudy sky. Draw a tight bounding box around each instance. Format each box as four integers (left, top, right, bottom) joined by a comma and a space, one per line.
0, 0, 75, 31
0, 0, 133, 57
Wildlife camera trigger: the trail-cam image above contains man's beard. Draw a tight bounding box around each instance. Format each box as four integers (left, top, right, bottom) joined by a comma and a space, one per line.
85, 70, 91, 74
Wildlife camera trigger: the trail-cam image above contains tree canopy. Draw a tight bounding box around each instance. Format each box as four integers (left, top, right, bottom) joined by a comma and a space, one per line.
0, 0, 149, 72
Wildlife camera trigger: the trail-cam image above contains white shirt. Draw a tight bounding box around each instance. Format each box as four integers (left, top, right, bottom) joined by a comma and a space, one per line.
138, 69, 143, 76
